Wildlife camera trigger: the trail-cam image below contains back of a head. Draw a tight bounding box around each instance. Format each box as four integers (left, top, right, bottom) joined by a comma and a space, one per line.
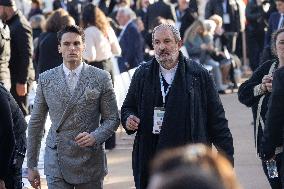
117, 7, 136, 20
44, 8, 69, 32
29, 14, 45, 29
150, 144, 242, 189
148, 168, 225, 189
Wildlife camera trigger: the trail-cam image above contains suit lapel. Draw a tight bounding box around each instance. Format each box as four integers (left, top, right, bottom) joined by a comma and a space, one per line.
56, 63, 90, 130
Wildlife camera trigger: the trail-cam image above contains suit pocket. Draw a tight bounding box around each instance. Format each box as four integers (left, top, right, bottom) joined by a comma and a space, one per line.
84, 87, 100, 101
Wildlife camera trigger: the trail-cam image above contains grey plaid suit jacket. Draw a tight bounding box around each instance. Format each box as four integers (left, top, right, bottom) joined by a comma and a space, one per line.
27, 63, 120, 184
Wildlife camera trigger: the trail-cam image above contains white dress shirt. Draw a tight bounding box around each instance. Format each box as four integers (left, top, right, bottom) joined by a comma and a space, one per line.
63, 63, 83, 92
159, 64, 178, 85
83, 26, 121, 62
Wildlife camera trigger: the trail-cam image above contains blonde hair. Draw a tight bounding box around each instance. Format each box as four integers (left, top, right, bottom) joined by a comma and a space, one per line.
183, 19, 205, 43
44, 8, 69, 32
209, 14, 223, 28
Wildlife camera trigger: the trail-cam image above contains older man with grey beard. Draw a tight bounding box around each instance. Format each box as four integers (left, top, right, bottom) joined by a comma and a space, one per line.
121, 24, 234, 189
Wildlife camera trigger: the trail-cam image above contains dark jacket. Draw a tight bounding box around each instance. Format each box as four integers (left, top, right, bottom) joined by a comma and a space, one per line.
53, 0, 81, 25
6, 11, 34, 85
117, 21, 144, 73
0, 84, 27, 180
146, 0, 176, 31
121, 53, 234, 189
238, 60, 278, 155
176, 7, 196, 39
262, 67, 284, 160
205, 0, 241, 33
34, 32, 63, 80
264, 12, 281, 48
0, 23, 10, 88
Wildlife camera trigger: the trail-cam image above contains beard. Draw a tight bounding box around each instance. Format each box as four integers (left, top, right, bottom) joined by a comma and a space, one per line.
155, 48, 179, 69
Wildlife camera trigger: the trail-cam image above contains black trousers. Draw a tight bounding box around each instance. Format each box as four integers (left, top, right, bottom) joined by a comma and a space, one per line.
88, 59, 116, 150
3, 167, 22, 189
261, 153, 282, 189
10, 79, 32, 116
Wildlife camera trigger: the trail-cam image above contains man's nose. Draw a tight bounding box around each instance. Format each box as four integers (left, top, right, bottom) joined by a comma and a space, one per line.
159, 43, 166, 49
69, 45, 76, 50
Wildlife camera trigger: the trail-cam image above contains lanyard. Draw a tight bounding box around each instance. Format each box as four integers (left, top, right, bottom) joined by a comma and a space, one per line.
159, 70, 173, 106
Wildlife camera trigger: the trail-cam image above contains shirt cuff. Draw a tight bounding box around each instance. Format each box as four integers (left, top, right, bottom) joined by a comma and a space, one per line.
254, 84, 266, 96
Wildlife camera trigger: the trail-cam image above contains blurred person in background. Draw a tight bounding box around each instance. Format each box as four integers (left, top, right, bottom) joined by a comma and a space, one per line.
262, 0, 284, 63
29, 14, 45, 40
116, 7, 144, 73
82, 3, 121, 77
0, 0, 34, 116
34, 8, 75, 80
175, 0, 196, 39
135, 0, 150, 27
183, 20, 228, 93
28, 0, 43, 20
148, 144, 242, 189
261, 28, 284, 188
245, 0, 267, 71
53, 0, 81, 25
238, 28, 284, 189
145, 0, 176, 31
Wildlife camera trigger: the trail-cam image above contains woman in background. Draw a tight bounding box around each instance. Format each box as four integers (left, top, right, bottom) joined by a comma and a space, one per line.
238, 28, 284, 189
34, 8, 75, 80
82, 3, 121, 81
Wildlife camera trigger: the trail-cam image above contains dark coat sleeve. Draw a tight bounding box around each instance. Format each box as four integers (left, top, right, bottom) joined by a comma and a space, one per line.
0, 87, 15, 179
123, 24, 144, 69
262, 67, 284, 160
205, 0, 215, 19
14, 22, 33, 84
238, 60, 273, 107
121, 66, 145, 135
245, 3, 263, 21
205, 71, 234, 164
264, 13, 277, 48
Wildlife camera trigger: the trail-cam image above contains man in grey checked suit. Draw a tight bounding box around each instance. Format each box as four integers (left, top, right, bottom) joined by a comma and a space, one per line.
26, 25, 120, 189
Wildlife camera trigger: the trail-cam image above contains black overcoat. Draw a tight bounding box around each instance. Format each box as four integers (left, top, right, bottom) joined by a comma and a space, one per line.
121, 53, 234, 189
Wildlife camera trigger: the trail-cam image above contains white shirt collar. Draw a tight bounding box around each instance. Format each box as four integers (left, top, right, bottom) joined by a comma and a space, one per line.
159, 63, 178, 84
278, 13, 284, 29
63, 62, 83, 77
118, 19, 133, 40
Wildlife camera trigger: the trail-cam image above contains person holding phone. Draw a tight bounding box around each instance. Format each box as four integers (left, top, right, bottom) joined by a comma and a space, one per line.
238, 28, 284, 189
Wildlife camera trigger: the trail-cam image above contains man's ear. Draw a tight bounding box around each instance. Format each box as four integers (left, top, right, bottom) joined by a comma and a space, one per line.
178, 40, 183, 49
58, 45, 62, 53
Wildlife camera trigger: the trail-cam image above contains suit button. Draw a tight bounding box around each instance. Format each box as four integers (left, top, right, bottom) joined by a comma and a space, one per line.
56, 130, 59, 133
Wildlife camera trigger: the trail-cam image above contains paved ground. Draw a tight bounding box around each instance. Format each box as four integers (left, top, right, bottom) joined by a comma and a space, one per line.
22, 93, 271, 189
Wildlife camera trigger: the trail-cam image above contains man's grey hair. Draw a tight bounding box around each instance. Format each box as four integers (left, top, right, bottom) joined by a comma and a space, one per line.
152, 24, 181, 43
117, 7, 136, 20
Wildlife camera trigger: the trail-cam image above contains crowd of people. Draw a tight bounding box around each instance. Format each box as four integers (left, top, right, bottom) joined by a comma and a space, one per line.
0, 0, 284, 189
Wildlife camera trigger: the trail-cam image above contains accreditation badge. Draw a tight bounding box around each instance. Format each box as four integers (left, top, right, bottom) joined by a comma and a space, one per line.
153, 107, 165, 134
223, 13, 230, 24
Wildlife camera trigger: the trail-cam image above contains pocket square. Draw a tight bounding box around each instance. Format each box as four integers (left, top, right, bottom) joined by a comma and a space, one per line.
85, 87, 100, 100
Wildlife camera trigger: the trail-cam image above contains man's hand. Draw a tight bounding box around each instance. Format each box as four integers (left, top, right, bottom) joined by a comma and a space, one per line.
75, 132, 96, 147
126, 115, 140, 131
16, 83, 27, 96
0, 179, 6, 189
28, 168, 41, 188
262, 74, 273, 92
